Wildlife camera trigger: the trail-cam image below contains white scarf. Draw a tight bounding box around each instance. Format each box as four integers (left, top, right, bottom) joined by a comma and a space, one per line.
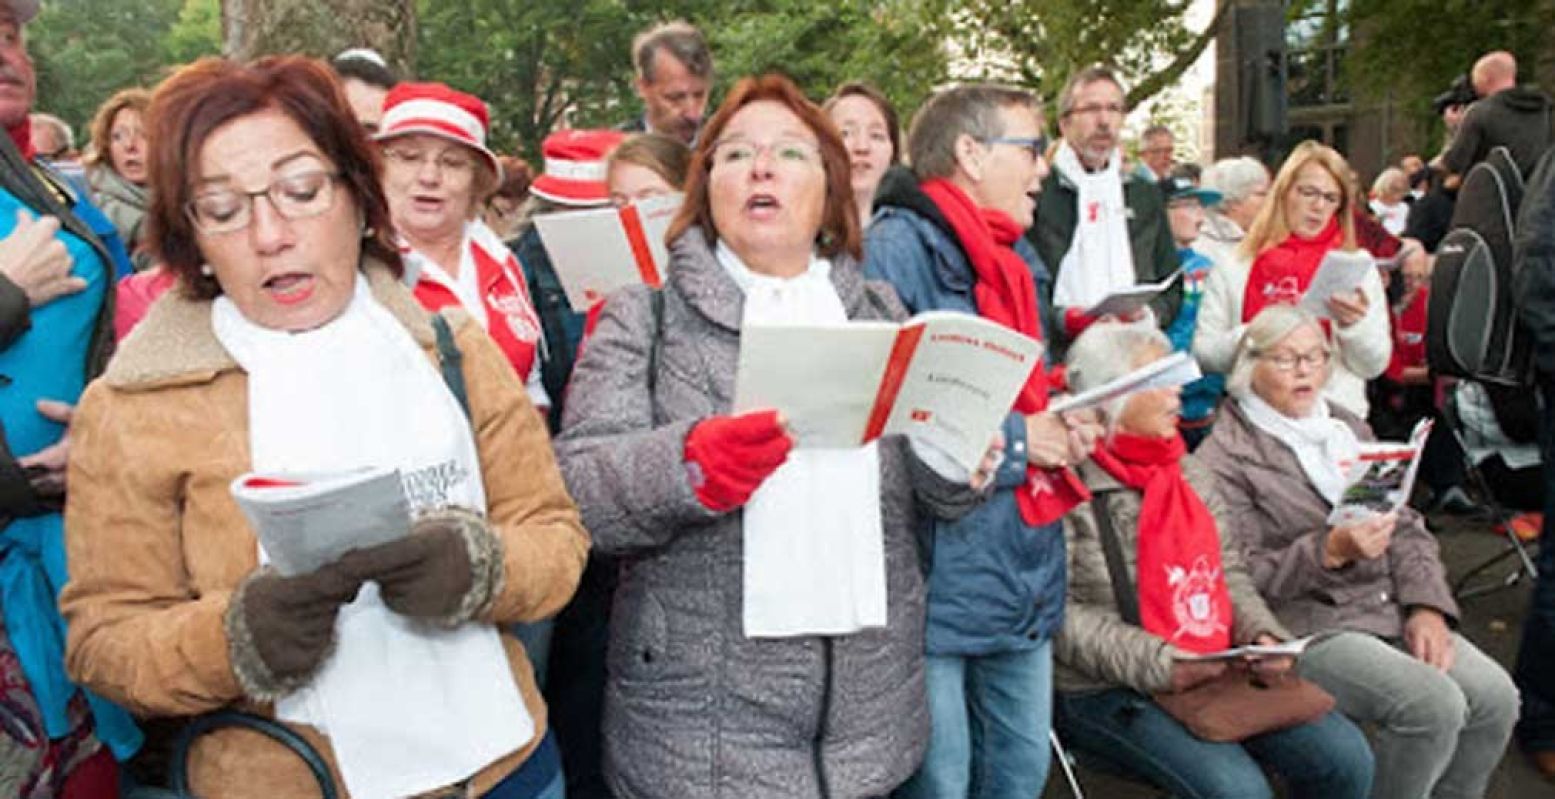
717, 241, 887, 638
212, 277, 532, 799
1236, 391, 1362, 506
1051, 142, 1138, 309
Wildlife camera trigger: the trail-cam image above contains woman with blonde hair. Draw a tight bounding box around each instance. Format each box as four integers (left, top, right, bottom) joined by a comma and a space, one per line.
83, 88, 153, 270
1192, 140, 1390, 417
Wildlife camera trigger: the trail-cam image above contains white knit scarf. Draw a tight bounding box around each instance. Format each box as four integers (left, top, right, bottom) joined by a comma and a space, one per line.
717, 241, 887, 638
212, 277, 532, 798
1051, 142, 1138, 309
1236, 391, 1361, 506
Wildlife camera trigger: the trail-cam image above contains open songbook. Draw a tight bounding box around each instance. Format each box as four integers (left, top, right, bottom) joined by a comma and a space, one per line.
1082, 270, 1181, 319
532, 194, 681, 308
1300, 249, 1376, 318
1327, 417, 1434, 526
733, 311, 1042, 471
1047, 350, 1203, 415
230, 467, 411, 576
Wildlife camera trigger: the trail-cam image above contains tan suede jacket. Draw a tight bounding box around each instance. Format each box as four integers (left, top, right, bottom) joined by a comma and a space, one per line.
59, 264, 588, 798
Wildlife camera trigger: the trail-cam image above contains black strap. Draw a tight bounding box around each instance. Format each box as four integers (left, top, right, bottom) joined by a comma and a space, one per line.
646, 287, 664, 398
170, 711, 337, 799
430, 313, 471, 423
1092, 491, 1142, 626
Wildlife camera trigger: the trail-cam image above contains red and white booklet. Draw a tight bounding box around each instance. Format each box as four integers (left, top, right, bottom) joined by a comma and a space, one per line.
230, 467, 410, 576
733, 311, 1042, 470
532, 194, 680, 308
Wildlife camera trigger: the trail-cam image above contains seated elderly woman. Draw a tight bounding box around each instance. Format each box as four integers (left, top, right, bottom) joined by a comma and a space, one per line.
60, 56, 586, 799
1197, 304, 1519, 799
1053, 322, 1372, 799
554, 73, 994, 799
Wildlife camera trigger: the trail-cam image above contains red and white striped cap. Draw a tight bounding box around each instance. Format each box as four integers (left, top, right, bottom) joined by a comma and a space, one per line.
376, 82, 502, 180
530, 129, 627, 206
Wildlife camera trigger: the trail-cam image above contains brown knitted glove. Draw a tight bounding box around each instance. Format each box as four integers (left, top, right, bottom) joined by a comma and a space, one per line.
336, 507, 505, 625
225, 565, 364, 701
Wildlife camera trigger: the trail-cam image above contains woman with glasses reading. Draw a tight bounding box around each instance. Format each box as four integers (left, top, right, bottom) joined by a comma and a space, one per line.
1191, 141, 1390, 418
59, 57, 586, 799
377, 82, 551, 411
1197, 304, 1518, 799
554, 73, 997, 798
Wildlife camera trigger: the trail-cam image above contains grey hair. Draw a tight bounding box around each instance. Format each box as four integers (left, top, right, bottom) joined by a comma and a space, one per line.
1057, 64, 1126, 119
1202, 156, 1269, 205
907, 83, 1040, 181
1371, 166, 1407, 197
1140, 124, 1172, 142
633, 21, 713, 82
1226, 304, 1329, 400
1064, 321, 1172, 429
29, 113, 73, 150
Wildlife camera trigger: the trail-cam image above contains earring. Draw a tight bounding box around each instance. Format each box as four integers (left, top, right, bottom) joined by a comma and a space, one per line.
199, 264, 214, 277
361, 225, 375, 238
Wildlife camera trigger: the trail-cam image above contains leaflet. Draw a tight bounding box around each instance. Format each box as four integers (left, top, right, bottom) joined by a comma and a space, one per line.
1046, 350, 1202, 415
1173, 634, 1326, 662
532, 193, 681, 308
230, 467, 411, 576
1082, 270, 1181, 319
1300, 248, 1376, 317
734, 311, 1042, 471
1326, 417, 1434, 526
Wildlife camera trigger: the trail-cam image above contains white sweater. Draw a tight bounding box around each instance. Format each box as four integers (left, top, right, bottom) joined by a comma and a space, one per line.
1191, 247, 1392, 417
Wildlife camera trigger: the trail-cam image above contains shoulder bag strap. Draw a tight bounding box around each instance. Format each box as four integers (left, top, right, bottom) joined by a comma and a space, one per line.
430, 312, 471, 424
1092, 491, 1142, 625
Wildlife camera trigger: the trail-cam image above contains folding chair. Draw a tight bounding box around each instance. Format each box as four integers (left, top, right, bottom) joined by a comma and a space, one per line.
1442, 386, 1540, 600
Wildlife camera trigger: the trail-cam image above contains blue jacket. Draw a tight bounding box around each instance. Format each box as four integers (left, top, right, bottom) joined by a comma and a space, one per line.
1164, 245, 1224, 423
861, 168, 1066, 655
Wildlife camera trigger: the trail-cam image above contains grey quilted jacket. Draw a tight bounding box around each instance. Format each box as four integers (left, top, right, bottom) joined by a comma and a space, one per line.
1055, 456, 1290, 695
554, 228, 980, 799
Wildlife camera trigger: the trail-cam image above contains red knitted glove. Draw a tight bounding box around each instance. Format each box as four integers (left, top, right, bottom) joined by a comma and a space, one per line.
684, 410, 793, 512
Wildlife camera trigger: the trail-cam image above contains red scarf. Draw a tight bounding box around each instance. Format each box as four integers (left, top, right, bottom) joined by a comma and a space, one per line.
1090, 433, 1232, 653
6, 117, 32, 161
1241, 217, 1342, 323
920, 178, 1088, 525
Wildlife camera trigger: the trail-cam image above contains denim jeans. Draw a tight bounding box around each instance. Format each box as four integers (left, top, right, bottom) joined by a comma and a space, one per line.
894, 642, 1052, 799
482, 730, 565, 799
1053, 688, 1373, 799
511, 617, 556, 691
1297, 631, 1519, 799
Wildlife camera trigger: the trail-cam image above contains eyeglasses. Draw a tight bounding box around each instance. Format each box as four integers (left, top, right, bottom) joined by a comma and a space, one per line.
1065, 102, 1125, 119
1259, 348, 1331, 372
709, 138, 822, 170
381, 145, 478, 175
1293, 184, 1343, 207
983, 136, 1048, 160
186, 170, 342, 234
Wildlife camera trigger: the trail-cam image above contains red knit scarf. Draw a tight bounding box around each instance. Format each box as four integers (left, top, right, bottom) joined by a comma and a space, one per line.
920, 177, 1088, 525
1090, 432, 1232, 653
1241, 217, 1342, 323
7, 116, 33, 161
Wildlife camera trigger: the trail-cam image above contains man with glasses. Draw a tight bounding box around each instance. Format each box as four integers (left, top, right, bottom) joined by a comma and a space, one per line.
864, 83, 1103, 799
0, 0, 142, 792
1031, 65, 1181, 355
1134, 124, 1175, 181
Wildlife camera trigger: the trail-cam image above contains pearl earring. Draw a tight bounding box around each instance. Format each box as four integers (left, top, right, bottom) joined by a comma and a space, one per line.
200, 264, 214, 277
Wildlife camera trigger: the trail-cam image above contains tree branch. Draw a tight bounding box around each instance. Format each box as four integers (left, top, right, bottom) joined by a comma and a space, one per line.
1126, 0, 1229, 107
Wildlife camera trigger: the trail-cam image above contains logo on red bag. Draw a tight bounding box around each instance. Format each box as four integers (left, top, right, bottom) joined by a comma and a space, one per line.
488, 287, 542, 344
1168, 556, 1229, 640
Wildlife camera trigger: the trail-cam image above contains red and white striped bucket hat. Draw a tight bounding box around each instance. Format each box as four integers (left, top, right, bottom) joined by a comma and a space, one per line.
529, 129, 626, 206
376, 82, 502, 180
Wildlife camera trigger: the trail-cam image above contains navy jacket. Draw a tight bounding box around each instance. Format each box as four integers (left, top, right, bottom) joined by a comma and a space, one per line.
862, 168, 1066, 654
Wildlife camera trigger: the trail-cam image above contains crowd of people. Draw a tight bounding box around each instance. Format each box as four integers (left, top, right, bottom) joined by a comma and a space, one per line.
0, 0, 1553, 796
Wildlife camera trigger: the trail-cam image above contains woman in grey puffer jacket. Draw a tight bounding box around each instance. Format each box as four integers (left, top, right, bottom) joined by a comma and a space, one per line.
554, 75, 986, 799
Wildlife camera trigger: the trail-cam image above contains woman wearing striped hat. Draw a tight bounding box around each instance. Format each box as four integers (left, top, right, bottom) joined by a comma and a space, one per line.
377, 82, 551, 411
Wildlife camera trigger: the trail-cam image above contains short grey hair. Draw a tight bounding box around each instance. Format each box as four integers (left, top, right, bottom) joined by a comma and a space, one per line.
1057, 64, 1126, 119
1140, 124, 1172, 143
30, 113, 73, 151
1065, 321, 1172, 428
907, 83, 1040, 181
1202, 156, 1269, 205
633, 21, 712, 82
1226, 305, 1329, 400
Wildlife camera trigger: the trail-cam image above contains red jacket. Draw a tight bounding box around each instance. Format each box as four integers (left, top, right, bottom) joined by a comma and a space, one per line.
408, 222, 544, 385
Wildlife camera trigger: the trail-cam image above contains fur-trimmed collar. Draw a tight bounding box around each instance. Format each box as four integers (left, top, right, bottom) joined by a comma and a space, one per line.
104, 259, 443, 391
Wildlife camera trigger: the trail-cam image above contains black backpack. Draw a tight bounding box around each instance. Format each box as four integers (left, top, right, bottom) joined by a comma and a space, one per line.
1426, 146, 1534, 385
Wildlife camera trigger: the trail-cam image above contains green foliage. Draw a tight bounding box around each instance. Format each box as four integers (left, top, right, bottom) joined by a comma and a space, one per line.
30, 0, 183, 134
163, 0, 223, 66
1343, 0, 1551, 144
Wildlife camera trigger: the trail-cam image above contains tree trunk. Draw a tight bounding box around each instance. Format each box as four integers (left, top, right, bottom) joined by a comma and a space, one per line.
221, 0, 414, 77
